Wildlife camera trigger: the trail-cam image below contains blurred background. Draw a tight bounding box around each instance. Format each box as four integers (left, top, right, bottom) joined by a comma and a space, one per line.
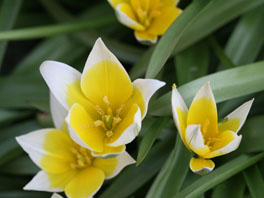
0, 0, 264, 197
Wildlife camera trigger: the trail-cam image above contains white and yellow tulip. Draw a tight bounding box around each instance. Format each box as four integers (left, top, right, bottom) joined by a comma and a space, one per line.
108, 0, 182, 44
16, 94, 135, 198
171, 82, 253, 174
40, 38, 165, 157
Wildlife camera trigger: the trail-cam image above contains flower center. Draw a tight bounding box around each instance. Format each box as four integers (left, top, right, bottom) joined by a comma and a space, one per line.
130, 0, 161, 28
202, 119, 222, 149
91, 96, 124, 138
70, 143, 93, 169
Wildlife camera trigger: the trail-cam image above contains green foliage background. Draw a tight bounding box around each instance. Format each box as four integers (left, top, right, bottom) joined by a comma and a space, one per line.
0, 0, 264, 197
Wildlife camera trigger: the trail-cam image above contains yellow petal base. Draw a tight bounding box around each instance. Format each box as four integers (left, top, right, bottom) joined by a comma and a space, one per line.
189, 157, 215, 175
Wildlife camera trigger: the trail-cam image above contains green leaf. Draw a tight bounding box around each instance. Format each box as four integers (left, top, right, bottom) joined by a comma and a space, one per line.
238, 115, 264, 154
0, 109, 32, 127
243, 165, 264, 198
173, 0, 264, 55
136, 117, 169, 166
0, 155, 39, 175
129, 47, 154, 80
146, 0, 264, 78
40, 0, 144, 64
211, 174, 246, 198
145, 0, 208, 78
100, 132, 175, 198
225, 5, 264, 66
0, 36, 86, 109
147, 134, 191, 197
0, 17, 115, 41
174, 40, 209, 85
150, 61, 264, 116
0, 120, 40, 166
0, 191, 50, 198
0, 0, 22, 69
178, 153, 264, 198
209, 36, 235, 69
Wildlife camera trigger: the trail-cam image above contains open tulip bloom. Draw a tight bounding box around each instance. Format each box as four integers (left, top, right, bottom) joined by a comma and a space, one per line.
171, 82, 253, 174
108, 0, 182, 44
39, 38, 165, 157
16, 94, 135, 198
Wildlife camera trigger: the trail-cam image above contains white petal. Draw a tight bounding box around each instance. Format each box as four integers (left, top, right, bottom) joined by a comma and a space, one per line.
81, 38, 129, 84
92, 146, 126, 158
16, 129, 52, 168
40, 60, 81, 111
51, 193, 64, 198
133, 78, 165, 119
185, 125, 210, 157
108, 106, 141, 147
106, 151, 135, 179
24, 171, 62, 192
50, 92, 68, 130
171, 85, 188, 143
223, 99, 254, 133
115, 4, 145, 31
205, 132, 242, 158
192, 81, 216, 106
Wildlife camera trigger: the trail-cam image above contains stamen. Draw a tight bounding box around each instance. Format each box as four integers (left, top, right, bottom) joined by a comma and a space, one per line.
103, 96, 111, 106
95, 105, 105, 115
94, 120, 107, 130
70, 144, 93, 169
106, 130, 113, 137
116, 104, 125, 116
112, 117, 122, 130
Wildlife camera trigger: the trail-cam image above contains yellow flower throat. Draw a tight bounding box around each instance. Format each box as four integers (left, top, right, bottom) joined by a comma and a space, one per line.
131, 0, 161, 28
70, 142, 93, 169
91, 96, 124, 138
202, 119, 221, 149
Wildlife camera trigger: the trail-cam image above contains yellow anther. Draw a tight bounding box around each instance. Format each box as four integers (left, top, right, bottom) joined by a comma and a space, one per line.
103, 96, 111, 106
95, 105, 105, 115
70, 147, 78, 154
77, 159, 85, 167
106, 130, 113, 137
112, 117, 122, 129
94, 120, 107, 130
70, 163, 77, 169
116, 104, 125, 116
172, 83, 177, 89
70, 145, 93, 169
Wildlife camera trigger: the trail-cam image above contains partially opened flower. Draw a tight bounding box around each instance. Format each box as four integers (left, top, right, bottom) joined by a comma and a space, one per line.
40, 38, 165, 157
108, 0, 182, 44
171, 82, 253, 174
16, 94, 135, 198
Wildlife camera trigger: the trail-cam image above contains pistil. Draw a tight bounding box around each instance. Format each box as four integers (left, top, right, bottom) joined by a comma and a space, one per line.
90, 96, 124, 138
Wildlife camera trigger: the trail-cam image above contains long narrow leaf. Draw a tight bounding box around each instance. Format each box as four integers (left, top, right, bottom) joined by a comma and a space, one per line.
150, 61, 264, 116
179, 153, 264, 198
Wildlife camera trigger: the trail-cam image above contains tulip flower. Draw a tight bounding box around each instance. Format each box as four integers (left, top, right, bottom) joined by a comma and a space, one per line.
171, 82, 253, 174
40, 38, 165, 157
108, 0, 182, 44
16, 94, 135, 198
